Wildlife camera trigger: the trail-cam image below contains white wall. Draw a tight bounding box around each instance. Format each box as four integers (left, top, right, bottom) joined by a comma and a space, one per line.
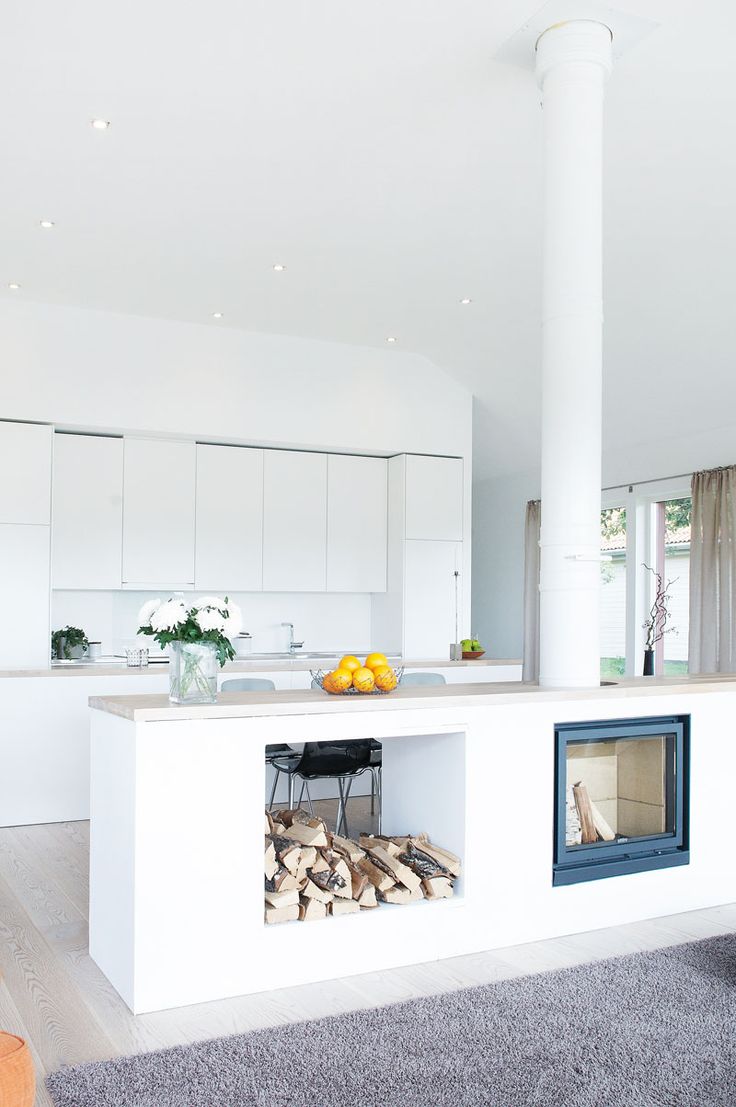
471, 468, 539, 659
472, 425, 730, 664
51, 589, 373, 657
0, 300, 471, 460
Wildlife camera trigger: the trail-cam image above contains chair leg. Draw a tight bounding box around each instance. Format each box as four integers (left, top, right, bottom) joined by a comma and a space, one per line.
304, 780, 314, 817
376, 766, 382, 835
370, 767, 375, 814
335, 777, 346, 837
288, 773, 295, 810
340, 776, 354, 838
268, 766, 279, 810
297, 779, 306, 806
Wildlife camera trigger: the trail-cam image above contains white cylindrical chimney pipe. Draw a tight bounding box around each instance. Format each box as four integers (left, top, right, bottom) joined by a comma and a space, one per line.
535, 20, 613, 688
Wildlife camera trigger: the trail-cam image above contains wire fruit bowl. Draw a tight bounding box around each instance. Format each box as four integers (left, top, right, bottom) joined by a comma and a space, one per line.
311, 667, 405, 695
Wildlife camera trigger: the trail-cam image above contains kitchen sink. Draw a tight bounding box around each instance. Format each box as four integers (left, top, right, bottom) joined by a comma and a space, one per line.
244, 651, 341, 661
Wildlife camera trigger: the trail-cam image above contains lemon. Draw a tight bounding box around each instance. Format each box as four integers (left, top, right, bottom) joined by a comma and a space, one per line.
352, 666, 376, 693
365, 652, 389, 671
373, 665, 397, 692
330, 668, 353, 691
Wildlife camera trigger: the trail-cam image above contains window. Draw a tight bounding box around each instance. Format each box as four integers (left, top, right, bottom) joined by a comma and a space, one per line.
600, 507, 626, 679
654, 498, 691, 676
601, 481, 692, 677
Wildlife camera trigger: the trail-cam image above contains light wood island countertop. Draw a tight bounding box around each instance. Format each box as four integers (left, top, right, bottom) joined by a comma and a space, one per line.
89, 673, 736, 723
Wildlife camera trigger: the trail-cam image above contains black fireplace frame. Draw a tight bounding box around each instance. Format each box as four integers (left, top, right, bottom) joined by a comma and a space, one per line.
553, 715, 690, 886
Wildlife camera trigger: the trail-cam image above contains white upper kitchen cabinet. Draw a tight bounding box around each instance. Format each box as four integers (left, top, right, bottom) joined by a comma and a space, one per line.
195, 444, 264, 591
404, 455, 464, 542
52, 434, 123, 589
327, 455, 387, 592
0, 523, 51, 668
122, 438, 196, 587
0, 421, 52, 525
403, 539, 462, 659
262, 450, 327, 592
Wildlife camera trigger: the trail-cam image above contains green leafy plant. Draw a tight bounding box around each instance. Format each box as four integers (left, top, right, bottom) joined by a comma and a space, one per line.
51, 626, 89, 660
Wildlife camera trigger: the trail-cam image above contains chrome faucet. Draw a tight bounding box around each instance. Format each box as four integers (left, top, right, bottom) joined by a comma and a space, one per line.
281, 622, 304, 653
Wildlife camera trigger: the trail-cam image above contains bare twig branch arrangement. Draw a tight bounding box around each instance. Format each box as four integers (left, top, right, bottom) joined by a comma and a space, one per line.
642, 563, 678, 650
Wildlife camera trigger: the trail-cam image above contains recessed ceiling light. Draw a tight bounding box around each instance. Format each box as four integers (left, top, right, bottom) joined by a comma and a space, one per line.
386, 336, 397, 344
460, 297, 472, 305
212, 312, 223, 319
91, 119, 111, 130
8, 282, 20, 290
39, 220, 55, 229
272, 264, 286, 272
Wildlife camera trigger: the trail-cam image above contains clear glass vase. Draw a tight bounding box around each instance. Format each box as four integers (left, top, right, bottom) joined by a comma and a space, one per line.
169, 641, 218, 704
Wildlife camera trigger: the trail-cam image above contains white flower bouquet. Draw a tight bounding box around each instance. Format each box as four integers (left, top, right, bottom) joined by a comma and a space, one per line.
138, 596, 243, 703
138, 595, 243, 662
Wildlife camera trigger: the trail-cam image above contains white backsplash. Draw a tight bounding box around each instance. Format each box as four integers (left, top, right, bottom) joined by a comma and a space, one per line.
51, 590, 373, 657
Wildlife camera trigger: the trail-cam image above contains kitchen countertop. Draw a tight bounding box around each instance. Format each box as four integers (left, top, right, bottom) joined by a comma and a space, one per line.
89, 673, 736, 723
1, 656, 522, 678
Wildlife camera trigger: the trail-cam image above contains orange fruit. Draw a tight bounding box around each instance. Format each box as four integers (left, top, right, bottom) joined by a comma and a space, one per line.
365, 652, 389, 671
373, 665, 397, 692
352, 666, 375, 693
339, 655, 361, 674
322, 672, 338, 694
323, 668, 353, 694
330, 668, 353, 691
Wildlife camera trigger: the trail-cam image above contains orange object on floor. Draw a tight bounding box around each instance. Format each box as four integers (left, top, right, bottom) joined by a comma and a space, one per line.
0, 1032, 35, 1107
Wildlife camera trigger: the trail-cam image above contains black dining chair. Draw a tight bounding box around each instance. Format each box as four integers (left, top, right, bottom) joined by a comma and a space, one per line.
270, 740, 374, 837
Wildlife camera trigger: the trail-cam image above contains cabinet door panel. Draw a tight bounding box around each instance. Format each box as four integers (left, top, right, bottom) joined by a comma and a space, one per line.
403, 539, 462, 659
327, 455, 387, 592
195, 445, 263, 591
0, 524, 50, 668
0, 422, 52, 525
262, 451, 326, 592
52, 434, 123, 589
405, 455, 463, 541
122, 439, 196, 586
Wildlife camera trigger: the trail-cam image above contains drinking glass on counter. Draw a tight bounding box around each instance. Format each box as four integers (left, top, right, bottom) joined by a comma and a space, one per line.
125, 648, 149, 668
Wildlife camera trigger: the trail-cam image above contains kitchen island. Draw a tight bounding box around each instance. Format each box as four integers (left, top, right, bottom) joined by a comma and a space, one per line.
89, 675, 736, 1013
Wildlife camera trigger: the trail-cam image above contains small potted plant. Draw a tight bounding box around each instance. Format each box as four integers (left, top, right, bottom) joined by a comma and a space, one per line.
642, 564, 677, 675
137, 596, 243, 704
51, 626, 89, 661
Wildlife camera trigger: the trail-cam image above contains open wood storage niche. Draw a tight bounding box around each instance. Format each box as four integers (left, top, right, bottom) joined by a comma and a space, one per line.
264, 728, 466, 924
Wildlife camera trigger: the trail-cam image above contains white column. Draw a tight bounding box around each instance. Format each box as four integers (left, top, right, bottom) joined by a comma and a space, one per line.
535, 20, 613, 688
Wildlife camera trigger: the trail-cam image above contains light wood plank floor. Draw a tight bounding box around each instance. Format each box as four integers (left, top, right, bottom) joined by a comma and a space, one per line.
1, 812, 735, 1107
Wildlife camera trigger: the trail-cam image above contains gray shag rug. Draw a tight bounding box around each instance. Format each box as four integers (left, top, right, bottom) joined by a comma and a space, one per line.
47, 933, 736, 1107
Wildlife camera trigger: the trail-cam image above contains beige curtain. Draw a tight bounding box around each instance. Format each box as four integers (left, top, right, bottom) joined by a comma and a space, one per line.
522, 500, 541, 682
689, 466, 736, 673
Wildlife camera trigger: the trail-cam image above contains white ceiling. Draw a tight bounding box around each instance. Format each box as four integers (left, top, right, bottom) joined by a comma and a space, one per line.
2, 0, 735, 481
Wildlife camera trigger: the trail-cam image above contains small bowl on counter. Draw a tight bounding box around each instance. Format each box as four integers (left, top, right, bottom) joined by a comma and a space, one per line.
462, 650, 485, 660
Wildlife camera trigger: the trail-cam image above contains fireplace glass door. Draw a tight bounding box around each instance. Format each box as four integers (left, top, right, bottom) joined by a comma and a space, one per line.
554, 716, 689, 885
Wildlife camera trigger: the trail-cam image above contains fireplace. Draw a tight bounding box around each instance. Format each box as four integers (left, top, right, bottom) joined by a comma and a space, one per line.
553, 716, 690, 885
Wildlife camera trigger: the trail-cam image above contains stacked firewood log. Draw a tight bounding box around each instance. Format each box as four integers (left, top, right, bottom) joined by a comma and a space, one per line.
264, 808, 461, 924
